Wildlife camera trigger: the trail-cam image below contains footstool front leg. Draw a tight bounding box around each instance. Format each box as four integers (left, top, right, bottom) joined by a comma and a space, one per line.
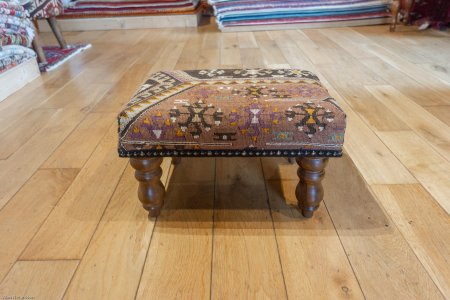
295, 157, 329, 218
130, 157, 165, 218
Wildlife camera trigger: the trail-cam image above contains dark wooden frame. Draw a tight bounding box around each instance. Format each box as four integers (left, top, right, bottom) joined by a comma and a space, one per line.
33, 17, 67, 64
130, 157, 329, 219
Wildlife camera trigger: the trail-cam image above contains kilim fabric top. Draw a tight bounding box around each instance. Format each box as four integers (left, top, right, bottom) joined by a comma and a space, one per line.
118, 69, 346, 157
25, 0, 64, 19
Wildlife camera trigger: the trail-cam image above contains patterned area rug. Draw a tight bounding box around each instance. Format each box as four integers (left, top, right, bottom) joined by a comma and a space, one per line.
39, 44, 91, 72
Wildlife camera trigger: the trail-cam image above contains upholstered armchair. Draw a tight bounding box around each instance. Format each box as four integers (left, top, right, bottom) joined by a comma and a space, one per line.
24, 0, 67, 64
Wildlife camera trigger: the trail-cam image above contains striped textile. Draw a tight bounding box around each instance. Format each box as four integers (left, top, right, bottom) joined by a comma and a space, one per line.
61, 0, 199, 17
208, 0, 390, 30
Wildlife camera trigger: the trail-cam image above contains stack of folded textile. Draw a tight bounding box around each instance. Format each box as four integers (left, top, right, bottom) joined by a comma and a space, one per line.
62, 0, 200, 18
208, 0, 391, 31
0, 0, 36, 73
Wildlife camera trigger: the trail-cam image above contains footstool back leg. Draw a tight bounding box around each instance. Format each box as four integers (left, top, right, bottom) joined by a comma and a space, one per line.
295, 157, 329, 218
172, 157, 181, 165
130, 158, 165, 218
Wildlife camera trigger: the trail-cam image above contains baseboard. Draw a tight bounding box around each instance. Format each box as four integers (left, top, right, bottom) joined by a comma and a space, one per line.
220, 17, 391, 32
0, 58, 40, 102
37, 12, 201, 31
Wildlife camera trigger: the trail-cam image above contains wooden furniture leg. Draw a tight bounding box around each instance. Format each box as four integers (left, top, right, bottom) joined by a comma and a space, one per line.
47, 16, 67, 49
404, 0, 416, 25
32, 34, 47, 64
130, 157, 165, 218
390, 0, 400, 31
295, 157, 329, 218
172, 157, 181, 165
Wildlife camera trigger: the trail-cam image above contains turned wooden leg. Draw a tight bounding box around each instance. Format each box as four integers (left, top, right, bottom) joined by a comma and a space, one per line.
172, 157, 181, 165
47, 16, 67, 49
32, 34, 47, 64
390, 0, 400, 32
130, 157, 165, 218
295, 157, 329, 218
404, 0, 416, 25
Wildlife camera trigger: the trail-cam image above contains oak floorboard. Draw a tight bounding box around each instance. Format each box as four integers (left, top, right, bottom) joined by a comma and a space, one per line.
83, 54, 139, 85
262, 159, 364, 299
0, 77, 47, 111
253, 31, 290, 68
375, 131, 450, 214
419, 63, 450, 84
198, 32, 221, 69
423, 105, 450, 127
220, 32, 241, 68
314, 62, 385, 90
136, 158, 215, 300
237, 31, 258, 48
366, 44, 450, 100
240, 47, 265, 69
0, 86, 59, 133
197, 47, 221, 69
201, 30, 221, 50
366, 85, 450, 161
91, 62, 153, 114
37, 73, 111, 110
324, 154, 444, 299
0, 108, 58, 159
20, 123, 128, 259
318, 27, 376, 59
276, 43, 315, 71
331, 86, 410, 132
175, 33, 202, 70
354, 26, 450, 71
212, 158, 286, 299
261, 157, 298, 181
0, 169, 78, 282
63, 163, 166, 300
371, 184, 450, 298
302, 29, 357, 64
0, 108, 88, 210
290, 30, 336, 65
359, 57, 449, 107
149, 43, 187, 73
328, 89, 416, 185
268, 30, 304, 49
42, 113, 116, 169
356, 28, 435, 64
0, 261, 78, 300
316, 26, 450, 107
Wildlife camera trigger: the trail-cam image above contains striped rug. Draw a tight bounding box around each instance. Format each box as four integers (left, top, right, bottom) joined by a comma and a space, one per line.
208, 0, 391, 31
62, 0, 199, 18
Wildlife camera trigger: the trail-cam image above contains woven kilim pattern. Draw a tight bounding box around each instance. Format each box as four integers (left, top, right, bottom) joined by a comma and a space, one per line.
25, 0, 63, 19
118, 69, 346, 157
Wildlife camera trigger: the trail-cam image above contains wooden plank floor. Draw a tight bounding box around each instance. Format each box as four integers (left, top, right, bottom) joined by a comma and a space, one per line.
0, 20, 449, 299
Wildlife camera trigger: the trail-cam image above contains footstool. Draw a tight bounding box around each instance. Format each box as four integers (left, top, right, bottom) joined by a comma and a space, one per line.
118, 69, 346, 218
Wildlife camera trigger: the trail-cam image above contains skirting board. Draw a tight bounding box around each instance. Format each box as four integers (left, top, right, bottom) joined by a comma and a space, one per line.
220, 17, 391, 32
0, 58, 40, 103
37, 12, 201, 31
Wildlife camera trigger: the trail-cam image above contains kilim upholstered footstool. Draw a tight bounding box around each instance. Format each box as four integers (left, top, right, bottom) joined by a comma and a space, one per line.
118, 69, 346, 219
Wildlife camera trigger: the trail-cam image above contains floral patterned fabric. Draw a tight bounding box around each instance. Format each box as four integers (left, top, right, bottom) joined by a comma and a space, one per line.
118, 69, 346, 157
0, 3, 34, 48
0, 0, 36, 73
0, 44, 35, 71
